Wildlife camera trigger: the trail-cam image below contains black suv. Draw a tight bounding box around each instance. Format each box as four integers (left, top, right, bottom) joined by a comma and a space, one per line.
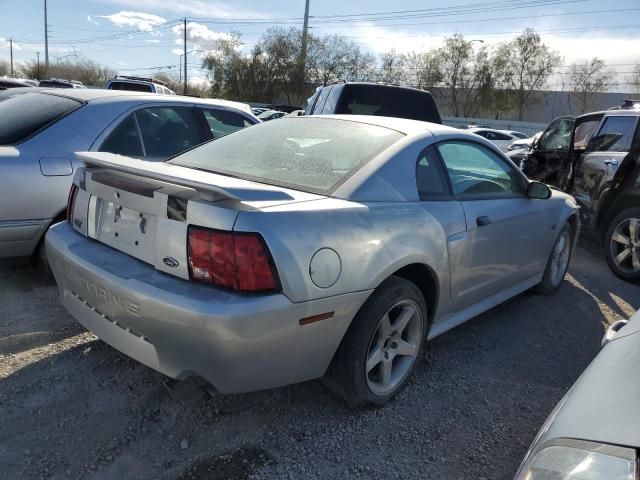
305, 82, 442, 124
522, 102, 640, 281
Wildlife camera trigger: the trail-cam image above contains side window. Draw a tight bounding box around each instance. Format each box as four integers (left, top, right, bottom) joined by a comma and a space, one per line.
203, 109, 253, 138
539, 118, 574, 150
99, 114, 143, 157
311, 87, 331, 114
416, 147, 450, 198
321, 85, 340, 114
573, 117, 602, 149
589, 116, 638, 152
437, 141, 524, 197
135, 106, 204, 158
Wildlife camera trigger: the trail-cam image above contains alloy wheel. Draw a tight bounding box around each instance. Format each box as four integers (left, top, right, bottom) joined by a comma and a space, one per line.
610, 217, 640, 274
365, 299, 423, 396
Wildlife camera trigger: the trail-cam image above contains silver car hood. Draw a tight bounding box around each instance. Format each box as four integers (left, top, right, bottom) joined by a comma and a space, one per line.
542, 310, 640, 448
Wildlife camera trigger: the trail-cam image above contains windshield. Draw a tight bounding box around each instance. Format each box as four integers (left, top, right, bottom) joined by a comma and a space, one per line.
169, 117, 404, 195
0, 92, 83, 145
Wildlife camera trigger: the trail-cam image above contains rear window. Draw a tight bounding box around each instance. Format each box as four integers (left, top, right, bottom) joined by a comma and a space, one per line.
334, 84, 442, 124
108, 81, 153, 93
169, 117, 404, 195
0, 93, 82, 145
38, 80, 74, 88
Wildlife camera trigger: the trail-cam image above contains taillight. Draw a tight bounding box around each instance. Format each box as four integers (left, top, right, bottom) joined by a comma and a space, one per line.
67, 184, 79, 223
187, 226, 280, 292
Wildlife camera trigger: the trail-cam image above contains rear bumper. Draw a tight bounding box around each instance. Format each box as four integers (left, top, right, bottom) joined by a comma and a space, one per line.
46, 222, 371, 393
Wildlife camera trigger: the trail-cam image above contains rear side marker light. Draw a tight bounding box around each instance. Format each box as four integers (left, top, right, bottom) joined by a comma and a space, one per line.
299, 312, 335, 326
187, 226, 280, 292
67, 184, 79, 223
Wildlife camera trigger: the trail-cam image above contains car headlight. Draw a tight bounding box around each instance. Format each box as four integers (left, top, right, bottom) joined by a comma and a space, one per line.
516, 439, 637, 480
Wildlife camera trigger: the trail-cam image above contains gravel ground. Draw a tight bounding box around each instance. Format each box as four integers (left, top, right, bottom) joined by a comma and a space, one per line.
1, 240, 639, 480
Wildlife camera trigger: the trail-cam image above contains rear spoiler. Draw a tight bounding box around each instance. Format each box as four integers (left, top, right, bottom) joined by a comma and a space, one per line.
74, 152, 294, 202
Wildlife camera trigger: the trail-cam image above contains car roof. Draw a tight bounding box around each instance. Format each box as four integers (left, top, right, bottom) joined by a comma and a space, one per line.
13, 88, 254, 113
578, 108, 640, 120
309, 114, 457, 136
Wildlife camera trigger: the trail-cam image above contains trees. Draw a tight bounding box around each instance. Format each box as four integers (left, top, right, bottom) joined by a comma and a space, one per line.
201, 27, 377, 105
307, 34, 364, 86
0, 59, 9, 76
496, 29, 561, 120
568, 58, 616, 113
433, 34, 473, 117
401, 50, 441, 91
376, 49, 406, 85
18, 57, 115, 86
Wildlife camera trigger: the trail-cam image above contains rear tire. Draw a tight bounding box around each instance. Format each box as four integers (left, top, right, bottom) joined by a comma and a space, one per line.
323, 276, 428, 407
605, 208, 640, 282
534, 223, 574, 295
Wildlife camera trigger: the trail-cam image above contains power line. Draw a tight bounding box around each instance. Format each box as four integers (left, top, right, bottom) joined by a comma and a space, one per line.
306, 7, 640, 29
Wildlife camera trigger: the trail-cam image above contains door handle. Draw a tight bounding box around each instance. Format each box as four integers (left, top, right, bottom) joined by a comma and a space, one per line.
476, 216, 492, 227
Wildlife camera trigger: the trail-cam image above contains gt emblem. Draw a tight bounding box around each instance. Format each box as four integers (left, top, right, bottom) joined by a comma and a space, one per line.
163, 257, 179, 268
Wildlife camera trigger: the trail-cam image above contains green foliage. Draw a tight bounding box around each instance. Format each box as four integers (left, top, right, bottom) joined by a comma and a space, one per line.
568, 58, 617, 113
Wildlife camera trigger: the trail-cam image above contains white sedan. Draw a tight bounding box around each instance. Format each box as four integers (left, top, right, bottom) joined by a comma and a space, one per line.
468, 128, 524, 152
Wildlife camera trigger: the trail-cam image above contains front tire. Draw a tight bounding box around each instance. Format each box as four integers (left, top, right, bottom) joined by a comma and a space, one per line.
323, 276, 428, 407
534, 223, 573, 295
605, 208, 640, 282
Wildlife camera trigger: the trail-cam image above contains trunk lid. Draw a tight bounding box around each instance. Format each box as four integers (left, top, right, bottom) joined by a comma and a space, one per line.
70, 152, 323, 280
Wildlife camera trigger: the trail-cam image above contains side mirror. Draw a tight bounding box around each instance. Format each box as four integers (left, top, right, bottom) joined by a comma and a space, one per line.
527, 181, 551, 199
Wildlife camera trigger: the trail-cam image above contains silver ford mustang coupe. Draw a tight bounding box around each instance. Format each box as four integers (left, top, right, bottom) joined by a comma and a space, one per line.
46, 115, 579, 405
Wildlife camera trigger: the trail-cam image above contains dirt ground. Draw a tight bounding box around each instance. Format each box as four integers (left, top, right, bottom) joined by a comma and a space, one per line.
1, 240, 639, 480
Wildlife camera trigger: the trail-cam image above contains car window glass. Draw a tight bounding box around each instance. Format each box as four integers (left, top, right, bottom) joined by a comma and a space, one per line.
334, 84, 441, 123
573, 118, 601, 149
539, 118, 573, 150
312, 87, 331, 114
416, 148, 449, 198
437, 141, 524, 197
0, 92, 82, 145
170, 117, 404, 195
203, 109, 253, 138
589, 116, 637, 152
99, 114, 143, 157
108, 81, 153, 92
135, 106, 203, 157
322, 84, 342, 114
492, 132, 513, 141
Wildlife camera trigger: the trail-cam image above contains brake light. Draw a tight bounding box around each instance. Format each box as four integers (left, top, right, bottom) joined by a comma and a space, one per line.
67, 184, 79, 223
187, 226, 280, 292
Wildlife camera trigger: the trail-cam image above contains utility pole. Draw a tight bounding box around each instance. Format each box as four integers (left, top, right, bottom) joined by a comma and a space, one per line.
299, 0, 310, 92
36, 52, 41, 79
44, 0, 49, 69
9, 38, 14, 76
183, 18, 187, 95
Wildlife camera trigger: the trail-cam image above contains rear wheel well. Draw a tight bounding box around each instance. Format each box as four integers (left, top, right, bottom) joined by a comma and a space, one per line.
595, 192, 640, 243
389, 263, 438, 326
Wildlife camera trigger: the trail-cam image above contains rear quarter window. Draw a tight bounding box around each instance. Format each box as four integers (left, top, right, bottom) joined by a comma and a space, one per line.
0, 93, 82, 145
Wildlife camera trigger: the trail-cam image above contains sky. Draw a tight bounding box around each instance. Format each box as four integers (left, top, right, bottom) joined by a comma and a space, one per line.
1, 0, 640, 91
